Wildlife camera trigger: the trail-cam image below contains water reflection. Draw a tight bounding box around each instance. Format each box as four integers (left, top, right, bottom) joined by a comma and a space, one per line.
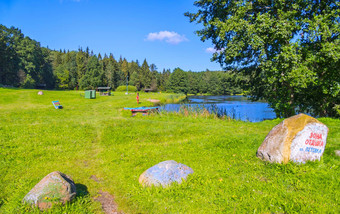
161, 95, 277, 122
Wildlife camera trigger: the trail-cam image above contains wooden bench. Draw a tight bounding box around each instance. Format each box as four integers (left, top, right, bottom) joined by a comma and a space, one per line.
123, 107, 158, 116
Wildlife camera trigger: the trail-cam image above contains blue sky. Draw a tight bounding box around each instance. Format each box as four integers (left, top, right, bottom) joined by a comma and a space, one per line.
0, 0, 223, 72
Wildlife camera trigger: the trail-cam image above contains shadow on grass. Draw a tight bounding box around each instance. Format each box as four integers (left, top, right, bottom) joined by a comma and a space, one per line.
75, 183, 89, 197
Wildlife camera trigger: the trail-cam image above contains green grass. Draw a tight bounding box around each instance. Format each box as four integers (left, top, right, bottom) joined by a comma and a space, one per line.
0, 88, 339, 213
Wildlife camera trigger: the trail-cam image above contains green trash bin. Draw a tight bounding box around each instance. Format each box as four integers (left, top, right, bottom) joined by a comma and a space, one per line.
90, 90, 96, 99
85, 90, 96, 99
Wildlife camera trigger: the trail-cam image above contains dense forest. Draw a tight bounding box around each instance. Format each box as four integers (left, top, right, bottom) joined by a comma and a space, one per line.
0, 25, 243, 95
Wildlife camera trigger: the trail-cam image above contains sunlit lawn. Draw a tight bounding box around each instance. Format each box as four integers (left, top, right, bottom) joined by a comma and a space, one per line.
0, 88, 339, 213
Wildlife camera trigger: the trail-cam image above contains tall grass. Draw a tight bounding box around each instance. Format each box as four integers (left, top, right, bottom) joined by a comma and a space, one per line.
0, 89, 339, 213
158, 93, 186, 105
159, 104, 242, 121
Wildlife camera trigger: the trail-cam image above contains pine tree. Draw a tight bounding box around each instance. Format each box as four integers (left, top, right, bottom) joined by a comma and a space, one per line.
76, 50, 87, 88
167, 68, 188, 94
120, 58, 129, 77
79, 55, 103, 89
141, 59, 152, 89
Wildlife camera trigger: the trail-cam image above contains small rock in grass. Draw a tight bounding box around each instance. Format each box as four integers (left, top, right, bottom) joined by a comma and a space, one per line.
38, 91, 43, 95
139, 160, 193, 187
23, 171, 76, 210
257, 113, 329, 164
335, 150, 340, 157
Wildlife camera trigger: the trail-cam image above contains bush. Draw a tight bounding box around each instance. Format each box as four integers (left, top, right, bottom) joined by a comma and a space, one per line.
115, 85, 137, 92
22, 74, 36, 89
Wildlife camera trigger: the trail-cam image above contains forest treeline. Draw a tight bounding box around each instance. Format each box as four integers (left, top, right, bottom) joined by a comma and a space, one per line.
0, 25, 243, 95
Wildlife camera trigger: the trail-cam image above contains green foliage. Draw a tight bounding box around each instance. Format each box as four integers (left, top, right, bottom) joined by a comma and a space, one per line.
158, 69, 171, 91
186, 0, 340, 118
75, 49, 87, 87
55, 65, 70, 89
115, 85, 137, 92
0, 25, 52, 88
0, 89, 339, 213
79, 56, 104, 90
104, 60, 118, 89
140, 59, 153, 89
167, 68, 189, 94
21, 74, 36, 89
186, 70, 243, 95
0, 25, 20, 86
0, 24, 247, 95
334, 105, 340, 118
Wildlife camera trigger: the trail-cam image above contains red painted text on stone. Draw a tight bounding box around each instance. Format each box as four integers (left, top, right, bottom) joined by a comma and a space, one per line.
309, 132, 322, 140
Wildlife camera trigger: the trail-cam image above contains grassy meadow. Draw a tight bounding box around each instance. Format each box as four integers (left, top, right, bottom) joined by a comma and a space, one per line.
0, 88, 339, 213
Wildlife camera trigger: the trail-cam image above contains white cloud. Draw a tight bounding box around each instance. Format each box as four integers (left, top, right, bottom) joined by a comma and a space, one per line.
205, 47, 224, 54
145, 31, 188, 45
206, 47, 216, 53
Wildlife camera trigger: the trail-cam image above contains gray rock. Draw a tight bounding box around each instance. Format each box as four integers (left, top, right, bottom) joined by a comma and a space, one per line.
139, 160, 193, 187
335, 150, 340, 157
23, 171, 76, 210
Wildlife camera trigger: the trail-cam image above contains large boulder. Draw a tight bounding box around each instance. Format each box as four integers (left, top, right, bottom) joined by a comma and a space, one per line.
139, 160, 194, 187
23, 171, 76, 210
257, 114, 328, 164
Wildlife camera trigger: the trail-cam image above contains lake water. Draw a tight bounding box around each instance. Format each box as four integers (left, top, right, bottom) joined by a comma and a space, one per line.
161, 95, 277, 122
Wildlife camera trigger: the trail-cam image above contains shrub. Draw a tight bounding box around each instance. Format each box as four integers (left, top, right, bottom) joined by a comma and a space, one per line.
22, 74, 36, 89
115, 85, 137, 92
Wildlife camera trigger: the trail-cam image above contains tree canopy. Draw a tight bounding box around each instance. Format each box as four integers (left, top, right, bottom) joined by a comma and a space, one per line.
186, 0, 340, 117
0, 24, 244, 96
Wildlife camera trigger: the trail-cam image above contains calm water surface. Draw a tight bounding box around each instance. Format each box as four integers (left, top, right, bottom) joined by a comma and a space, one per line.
161, 95, 277, 122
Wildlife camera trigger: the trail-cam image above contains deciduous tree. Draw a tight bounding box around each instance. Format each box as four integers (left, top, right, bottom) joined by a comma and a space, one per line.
186, 0, 340, 117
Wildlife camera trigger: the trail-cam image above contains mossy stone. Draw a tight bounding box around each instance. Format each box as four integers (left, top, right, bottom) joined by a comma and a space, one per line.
23, 171, 76, 210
